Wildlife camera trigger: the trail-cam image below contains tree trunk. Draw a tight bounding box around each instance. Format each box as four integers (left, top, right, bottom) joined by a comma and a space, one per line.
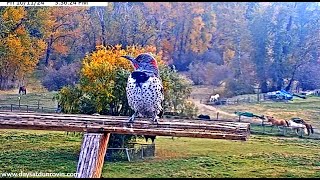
94, 7, 107, 47
285, 64, 299, 91
260, 81, 268, 93
45, 37, 53, 66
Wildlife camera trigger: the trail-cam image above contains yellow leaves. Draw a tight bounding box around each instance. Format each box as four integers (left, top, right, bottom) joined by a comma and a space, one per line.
6, 35, 22, 48
115, 44, 122, 50
223, 48, 236, 64
36, 39, 47, 53
189, 16, 210, 54
191, 4, 205, 15
193, 17, 205, 30
42, 7, 86, 57
0, 13, 46, 79
15, 26, 26, 36
2, 7, 26, 22
80, 44, 165, 102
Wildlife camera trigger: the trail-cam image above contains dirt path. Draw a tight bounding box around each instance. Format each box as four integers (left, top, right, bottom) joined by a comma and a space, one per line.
191, 99, 265, 124
192, 100, 237, 118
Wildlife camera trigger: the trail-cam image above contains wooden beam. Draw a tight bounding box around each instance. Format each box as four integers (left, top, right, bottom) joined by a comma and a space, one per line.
0, 112, 250, 141
76, 132, 110, 178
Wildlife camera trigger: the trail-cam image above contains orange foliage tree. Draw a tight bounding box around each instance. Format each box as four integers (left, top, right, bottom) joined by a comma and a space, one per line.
0, 7, 46, 89
41, 7, 88, 67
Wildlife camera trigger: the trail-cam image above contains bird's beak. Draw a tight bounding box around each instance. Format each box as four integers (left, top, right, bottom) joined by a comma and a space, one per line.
121, 55, 134, 62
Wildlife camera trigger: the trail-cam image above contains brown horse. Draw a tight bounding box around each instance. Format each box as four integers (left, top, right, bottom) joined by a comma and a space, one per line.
19, 86, 26, 95
265, 116, 289, 132
292, 118, 314, 136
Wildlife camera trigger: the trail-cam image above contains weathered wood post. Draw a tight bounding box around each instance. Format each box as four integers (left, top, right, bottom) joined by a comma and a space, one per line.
76, 132, 110, 178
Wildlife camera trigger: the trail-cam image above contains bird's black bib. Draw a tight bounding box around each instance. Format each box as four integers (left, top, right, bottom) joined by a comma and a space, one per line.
131, 71, 150, 88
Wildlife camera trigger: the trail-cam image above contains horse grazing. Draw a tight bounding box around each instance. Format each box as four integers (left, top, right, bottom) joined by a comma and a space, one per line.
287, 120, 308, 136
292, 118, 314, 136
19, 86, 26, 95
265, 116, 289, 132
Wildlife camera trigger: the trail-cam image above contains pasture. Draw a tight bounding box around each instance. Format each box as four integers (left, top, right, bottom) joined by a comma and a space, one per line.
218, 96, 320, 132
0, 130, 319, 178
0, 91, 319, 177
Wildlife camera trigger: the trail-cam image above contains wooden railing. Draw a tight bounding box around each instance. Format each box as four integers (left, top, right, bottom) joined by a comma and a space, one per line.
0, 111, 251, 178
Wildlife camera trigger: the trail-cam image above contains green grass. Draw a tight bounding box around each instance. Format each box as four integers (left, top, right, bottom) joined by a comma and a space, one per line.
0, 69, 56, 108
0, 129, 319, 178
0, 92, 57, 109
0, 130, 81, 178
219, 96, 320, 128
0, 87, 319, 177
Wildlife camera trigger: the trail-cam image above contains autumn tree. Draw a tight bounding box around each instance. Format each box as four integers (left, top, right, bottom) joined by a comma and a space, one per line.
283, 2, 320, 91
0, 7, 46, 89
40, 7, 87, 67
248, 2, 320, 92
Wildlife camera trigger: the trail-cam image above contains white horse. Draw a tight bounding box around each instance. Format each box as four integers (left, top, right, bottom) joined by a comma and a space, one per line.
287, 120, 308, 135
210, 94, 220, 102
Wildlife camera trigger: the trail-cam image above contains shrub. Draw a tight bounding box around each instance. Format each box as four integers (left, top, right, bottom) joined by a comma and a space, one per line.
178, 100, 198, 118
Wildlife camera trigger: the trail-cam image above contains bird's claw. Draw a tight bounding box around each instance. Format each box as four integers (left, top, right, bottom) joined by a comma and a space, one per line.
152, 117, 159, 124
127, 123, 133, 128
128, 115, 135, 123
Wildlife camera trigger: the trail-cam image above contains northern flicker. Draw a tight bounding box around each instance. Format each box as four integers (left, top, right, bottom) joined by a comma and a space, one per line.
121, 53, 164, 124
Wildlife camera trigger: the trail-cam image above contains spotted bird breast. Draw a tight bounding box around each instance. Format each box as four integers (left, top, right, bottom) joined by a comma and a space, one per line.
126, 72, 164, 116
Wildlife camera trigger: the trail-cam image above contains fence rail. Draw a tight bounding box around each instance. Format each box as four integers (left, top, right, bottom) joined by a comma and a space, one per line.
0, 103, 57, 113
1, 106, 317, 140
0, 111, 251, 141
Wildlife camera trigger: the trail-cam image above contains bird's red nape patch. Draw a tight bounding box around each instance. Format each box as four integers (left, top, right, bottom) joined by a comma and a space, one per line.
151, 59, 158, 68
134, 63, 139, 69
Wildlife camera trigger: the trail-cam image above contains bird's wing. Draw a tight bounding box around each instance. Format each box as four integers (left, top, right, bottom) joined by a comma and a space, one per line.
126, 75, 142, 111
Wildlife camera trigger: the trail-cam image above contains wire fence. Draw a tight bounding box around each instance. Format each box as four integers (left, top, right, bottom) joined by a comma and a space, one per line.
241, 119, 320, 140
202, 93, 286, 106
202, 91, 320, 106
0, 103, 57, 113
105, 143, 155, 162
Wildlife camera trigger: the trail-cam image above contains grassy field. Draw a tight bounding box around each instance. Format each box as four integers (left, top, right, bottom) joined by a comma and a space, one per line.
0, 129, 319, 178
0, 92, 57, 107
218, 96, 320, 130
0, 86, 320, 177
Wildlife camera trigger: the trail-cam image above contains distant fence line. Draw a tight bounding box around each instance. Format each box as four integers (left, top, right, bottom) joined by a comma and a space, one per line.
198, 93, 267, 106
201, 93, 320, 106
0, 103, 57, 113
